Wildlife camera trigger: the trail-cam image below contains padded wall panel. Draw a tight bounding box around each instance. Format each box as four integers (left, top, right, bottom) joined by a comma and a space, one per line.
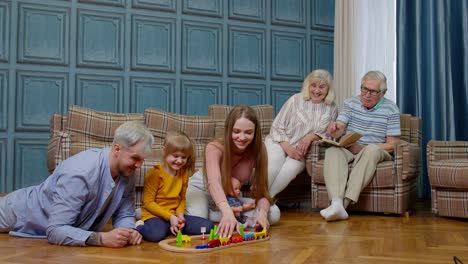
18, 3, 69, 65
14, 138, 49, 189
0, 1, 9, 62
228, 26, 265, 79
132, 15, 175, 72
0, 70, 6, 131
228, 82, 265, 106
229, 0, 265, 22
182, 20, 222, 75
271, 0, 305, 28
16, 71, 68, 131
132, 0, 176, 12
182, 0, 222, 18
311, 0, 335, 31
271, 84, 298, 114
76, 74, 123, 112
271, 30, 305, 81
311, 34, 334, 74
130, 77, 174, 113
181, 80, 222, 115
77, 9, 124, 69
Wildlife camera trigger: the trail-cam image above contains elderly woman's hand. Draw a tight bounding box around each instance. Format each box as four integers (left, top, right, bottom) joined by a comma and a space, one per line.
297, 134, 318, 156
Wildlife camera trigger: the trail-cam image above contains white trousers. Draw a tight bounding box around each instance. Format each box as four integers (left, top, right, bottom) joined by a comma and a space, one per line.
265, 137, 305, 198
185, 170, 281, 225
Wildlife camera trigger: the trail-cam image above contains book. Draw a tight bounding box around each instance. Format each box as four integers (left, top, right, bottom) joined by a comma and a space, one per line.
317, 132, 362, 147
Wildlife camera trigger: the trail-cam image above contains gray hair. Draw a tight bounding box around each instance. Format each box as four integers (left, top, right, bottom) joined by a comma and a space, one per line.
301, 69, 335, 104
361, 71, 387, 92
113, 121, 154, 155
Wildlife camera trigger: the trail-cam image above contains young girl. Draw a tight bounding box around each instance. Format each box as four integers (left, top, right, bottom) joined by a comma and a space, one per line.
136, 131, 214, 242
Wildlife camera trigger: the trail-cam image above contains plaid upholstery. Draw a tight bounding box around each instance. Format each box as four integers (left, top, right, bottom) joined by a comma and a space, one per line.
67, 106, 145, 156
307, 114, 421, 215
47, 114, 70, 173
427, 140, 468, 218
208, 104, 273, 139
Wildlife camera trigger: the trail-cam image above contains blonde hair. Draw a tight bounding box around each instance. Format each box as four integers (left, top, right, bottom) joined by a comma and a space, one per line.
162, 131, 195, 173
204, 105, 272, 204
300, 69, 335, 104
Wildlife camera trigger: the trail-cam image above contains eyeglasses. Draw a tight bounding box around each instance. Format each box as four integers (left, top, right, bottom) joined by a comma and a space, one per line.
360, 86, 381, 96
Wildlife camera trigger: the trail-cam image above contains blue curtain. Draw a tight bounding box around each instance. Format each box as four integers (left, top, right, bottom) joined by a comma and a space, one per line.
397, 0, 468, 198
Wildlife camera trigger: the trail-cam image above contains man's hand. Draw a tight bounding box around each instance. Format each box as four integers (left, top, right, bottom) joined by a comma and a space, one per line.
99, 228, 141, 248
327, 122, 346, 139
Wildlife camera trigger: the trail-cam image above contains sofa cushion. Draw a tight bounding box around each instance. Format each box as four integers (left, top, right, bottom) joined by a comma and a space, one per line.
428, 159, 468, 189
312, 160, 395, 188
67, 105, 145, 156
208, 104, 273, 139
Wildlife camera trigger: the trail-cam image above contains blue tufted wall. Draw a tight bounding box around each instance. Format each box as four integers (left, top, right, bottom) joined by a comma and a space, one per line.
0, 0, 334, 192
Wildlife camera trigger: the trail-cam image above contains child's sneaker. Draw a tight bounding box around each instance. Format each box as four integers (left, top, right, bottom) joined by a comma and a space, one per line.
135, 220, 144, 228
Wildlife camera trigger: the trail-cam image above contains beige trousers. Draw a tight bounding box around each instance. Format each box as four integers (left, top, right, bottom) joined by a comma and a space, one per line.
323, 144, 392, 203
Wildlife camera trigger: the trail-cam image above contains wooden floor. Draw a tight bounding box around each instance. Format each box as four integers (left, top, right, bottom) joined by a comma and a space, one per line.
1, 200, 467, 264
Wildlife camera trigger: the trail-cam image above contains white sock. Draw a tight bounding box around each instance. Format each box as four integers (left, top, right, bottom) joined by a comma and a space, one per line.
320, 206, 332, 219
325, 202, 348, 222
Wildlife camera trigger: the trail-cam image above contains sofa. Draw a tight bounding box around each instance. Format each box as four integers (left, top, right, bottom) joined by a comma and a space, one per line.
427, 140, 468, 218
47, 105, 282, 209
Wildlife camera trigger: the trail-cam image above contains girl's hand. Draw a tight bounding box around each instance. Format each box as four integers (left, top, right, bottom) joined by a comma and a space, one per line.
169, 215, 181, 235
176, 213, 186, 230
254, 209, 269, 230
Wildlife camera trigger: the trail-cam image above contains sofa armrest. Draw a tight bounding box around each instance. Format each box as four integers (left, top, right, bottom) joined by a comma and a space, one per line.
394, 140, 421, 181
427, 140, 468, 164
305, 141, 328, 179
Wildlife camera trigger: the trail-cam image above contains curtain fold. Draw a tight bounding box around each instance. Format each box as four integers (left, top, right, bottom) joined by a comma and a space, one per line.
397, 0, 468, 198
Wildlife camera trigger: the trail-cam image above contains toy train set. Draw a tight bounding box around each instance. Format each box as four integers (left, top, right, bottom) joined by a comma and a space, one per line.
158, 224, 270, 253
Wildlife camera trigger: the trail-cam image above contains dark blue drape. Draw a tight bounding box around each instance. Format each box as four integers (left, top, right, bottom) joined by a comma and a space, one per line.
397, 0, 468, 198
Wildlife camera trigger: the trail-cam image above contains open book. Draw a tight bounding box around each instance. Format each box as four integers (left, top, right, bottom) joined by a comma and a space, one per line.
317, 132, 362, 147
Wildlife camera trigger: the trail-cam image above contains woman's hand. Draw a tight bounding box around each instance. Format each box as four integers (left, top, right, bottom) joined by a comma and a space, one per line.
217, 202, 239, 238
254, 209, 269, 230
281, 142, 302, 160
297, 134, 317, 156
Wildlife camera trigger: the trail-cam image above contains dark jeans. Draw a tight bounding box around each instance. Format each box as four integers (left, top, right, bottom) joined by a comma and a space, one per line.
136, 214, 214, 242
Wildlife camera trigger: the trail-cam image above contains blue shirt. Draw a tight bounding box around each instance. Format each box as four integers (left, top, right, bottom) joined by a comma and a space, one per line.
8, 148, 136, 246
337, 96, 401, 144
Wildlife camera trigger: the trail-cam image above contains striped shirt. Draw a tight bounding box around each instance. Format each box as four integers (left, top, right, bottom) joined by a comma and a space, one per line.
337, 95, 400, 145
269, 93, 338, 146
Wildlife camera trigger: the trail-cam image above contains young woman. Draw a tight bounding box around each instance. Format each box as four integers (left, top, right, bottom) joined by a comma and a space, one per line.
185, 105, 280, 238
136, 131, 214, 242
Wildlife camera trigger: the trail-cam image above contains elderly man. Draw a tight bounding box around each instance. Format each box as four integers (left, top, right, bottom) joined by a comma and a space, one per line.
0, 121, 154, 247
320, 71, 401, 221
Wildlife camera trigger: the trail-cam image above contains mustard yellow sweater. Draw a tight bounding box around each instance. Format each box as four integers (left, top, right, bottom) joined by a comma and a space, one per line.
141, 164, 188, 221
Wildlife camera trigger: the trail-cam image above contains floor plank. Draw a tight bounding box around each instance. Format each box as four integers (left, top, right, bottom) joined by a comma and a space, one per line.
0, 200, 467, 264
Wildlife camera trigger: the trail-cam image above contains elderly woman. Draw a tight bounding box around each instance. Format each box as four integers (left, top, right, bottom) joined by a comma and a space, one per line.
266, 69, 338, 198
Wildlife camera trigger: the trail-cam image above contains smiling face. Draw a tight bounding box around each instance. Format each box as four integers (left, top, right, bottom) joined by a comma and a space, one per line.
231, 117, 255, 153
360, 78, 385, 109
112, 141, 146, 178
164, 150, 188, 175
309, 81, 329, 103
